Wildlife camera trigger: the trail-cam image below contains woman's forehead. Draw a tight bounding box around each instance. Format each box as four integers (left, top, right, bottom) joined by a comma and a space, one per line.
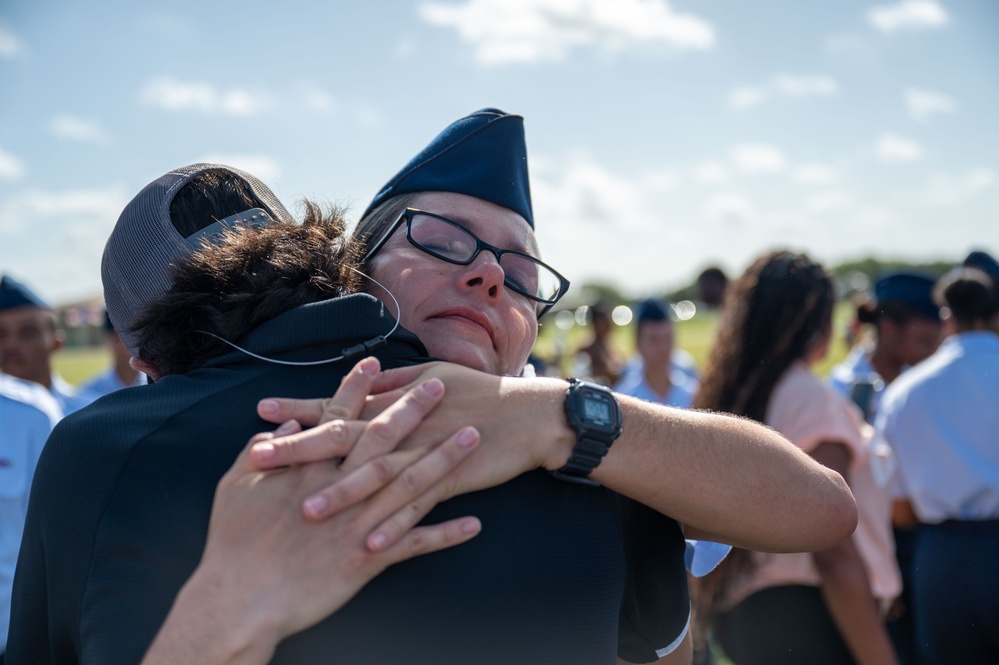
408, 191, 539, 255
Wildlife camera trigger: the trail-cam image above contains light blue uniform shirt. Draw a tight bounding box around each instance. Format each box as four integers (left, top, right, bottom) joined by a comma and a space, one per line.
614, 367, 698, 409
875, 332, 999, 523
49, 373, 96, 415
78, 367, 147, 399
0, 374, 61, 653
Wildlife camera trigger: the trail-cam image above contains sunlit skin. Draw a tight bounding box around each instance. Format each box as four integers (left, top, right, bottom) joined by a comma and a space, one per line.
366, 192, 539, 377
0, 306, 62, 388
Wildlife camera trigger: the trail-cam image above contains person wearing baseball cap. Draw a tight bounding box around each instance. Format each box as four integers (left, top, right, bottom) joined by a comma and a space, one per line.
8, 163, 486, 664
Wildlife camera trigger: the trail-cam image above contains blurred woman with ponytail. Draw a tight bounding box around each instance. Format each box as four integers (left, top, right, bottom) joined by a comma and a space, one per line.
692, 250, 899, 665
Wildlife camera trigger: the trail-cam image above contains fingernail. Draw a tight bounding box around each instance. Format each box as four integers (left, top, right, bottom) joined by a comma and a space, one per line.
461, 518, 481, 535
360, 357, 380, 376
457, 427, 479, 450
368, 531, 389, 551
251, 442, 276, 461
275, 419, 298, 435
303, 495, 329, 519
422, 378, 444, 398
259, 399, 280, 416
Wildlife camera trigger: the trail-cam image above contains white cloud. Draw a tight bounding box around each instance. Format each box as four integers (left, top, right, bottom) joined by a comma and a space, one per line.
703, 192, 755, 224
805, 190, 854, 213
905, 87, 956, 121
729, 86, 768, 109
823, 32, 878, 59
693, 161, 729, 184
297, 82, 338, 113
730, 143, 787, 174
638, 170, 679, 192
50, 115, 109, 144
0, 147, 26, 180
418, 0, 715, 65
773, 74, 838, 96
876, 133, 923, 162
532, 151, 655, 230
0, 185, 128, 234
140, 76, 269, 115
867, 0, 949, 33
729, 74, 838, 110
925, 168, 996, 205
0, 24, 23, 59
196, 154, 282, 182
792, 163, 839, 185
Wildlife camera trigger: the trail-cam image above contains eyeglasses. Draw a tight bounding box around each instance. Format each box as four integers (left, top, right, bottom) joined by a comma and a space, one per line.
362, 208, 570, 319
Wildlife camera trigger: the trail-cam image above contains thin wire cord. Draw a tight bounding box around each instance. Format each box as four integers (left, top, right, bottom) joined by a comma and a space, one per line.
198, 268, 401, 367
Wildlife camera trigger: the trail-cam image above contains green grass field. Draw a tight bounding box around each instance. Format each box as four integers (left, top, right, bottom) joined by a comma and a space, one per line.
54, 303, 853, 387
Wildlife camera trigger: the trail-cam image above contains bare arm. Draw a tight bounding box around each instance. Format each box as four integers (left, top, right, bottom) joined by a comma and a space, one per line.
257, 362, 857, 554
811, 442, 898, 665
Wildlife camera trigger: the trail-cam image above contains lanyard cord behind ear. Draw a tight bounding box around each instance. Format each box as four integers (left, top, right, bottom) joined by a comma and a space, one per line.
198, 268, 401, 367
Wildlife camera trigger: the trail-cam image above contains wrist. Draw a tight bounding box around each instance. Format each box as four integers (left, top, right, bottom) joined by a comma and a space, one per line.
519, 377, 576, 471
158, 564, 282, 665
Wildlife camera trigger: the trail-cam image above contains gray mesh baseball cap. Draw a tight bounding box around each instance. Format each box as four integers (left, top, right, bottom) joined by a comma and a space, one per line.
101, 163, 292, 356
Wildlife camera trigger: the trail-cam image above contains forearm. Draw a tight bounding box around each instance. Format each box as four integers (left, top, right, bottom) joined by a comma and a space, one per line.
814, 541, 898, 665
142, 566, 279, 665
588, 397, 857, 552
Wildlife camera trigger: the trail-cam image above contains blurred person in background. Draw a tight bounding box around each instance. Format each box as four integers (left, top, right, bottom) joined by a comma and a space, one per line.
573, 299, 625, 386
696, 266, 728, 310
828, 272, 942, 422
874, 254, 999, 665
827, 271, 942, 665
693, 250, 899, 665
78, 310, 147, 397
0, 373, 61, 665
0, 275, 93, 414
614, 298, 698, 408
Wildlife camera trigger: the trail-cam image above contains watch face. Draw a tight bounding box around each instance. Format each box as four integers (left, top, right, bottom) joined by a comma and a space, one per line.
582, 393, 614, 427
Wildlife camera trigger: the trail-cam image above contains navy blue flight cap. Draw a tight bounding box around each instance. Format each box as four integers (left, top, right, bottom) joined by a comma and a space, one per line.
0, 275, 50, 311
363, 108, 534, 228
636, 298, 671, 324
963, 250, 999, 280
874, 272, 940, 321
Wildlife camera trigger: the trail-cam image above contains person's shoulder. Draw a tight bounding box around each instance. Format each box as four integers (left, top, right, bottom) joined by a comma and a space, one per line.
0, 374, 62, 425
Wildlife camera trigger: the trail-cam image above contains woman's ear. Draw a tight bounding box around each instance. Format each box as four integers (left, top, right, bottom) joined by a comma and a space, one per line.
130, 356, 161, 382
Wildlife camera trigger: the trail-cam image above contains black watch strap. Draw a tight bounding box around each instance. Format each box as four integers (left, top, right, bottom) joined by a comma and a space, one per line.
551, 435, 612, 486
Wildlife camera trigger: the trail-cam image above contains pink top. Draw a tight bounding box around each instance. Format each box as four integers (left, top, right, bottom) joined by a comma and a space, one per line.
728, 362, 901, 607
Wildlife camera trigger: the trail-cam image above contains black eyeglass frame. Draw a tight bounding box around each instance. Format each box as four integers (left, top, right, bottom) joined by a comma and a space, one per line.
361, 208, 570, 319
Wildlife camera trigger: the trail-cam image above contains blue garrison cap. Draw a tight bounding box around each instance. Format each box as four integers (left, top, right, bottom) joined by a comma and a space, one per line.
363, 108, 534, 227
0, 275, 50, 311
636, 298, 671, 324
963, 250, 999, 280
874, 272, 939, 321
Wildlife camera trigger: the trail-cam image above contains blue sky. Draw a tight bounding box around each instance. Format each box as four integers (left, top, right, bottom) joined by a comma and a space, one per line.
1, 0, 997, 306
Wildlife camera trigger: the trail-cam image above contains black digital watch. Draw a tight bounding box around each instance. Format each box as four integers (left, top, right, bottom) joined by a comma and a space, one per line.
551, 378, 623, 487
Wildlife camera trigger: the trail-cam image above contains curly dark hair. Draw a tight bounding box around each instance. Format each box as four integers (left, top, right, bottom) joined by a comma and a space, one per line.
132, 200, 363, 376
691, 250, 835, 624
